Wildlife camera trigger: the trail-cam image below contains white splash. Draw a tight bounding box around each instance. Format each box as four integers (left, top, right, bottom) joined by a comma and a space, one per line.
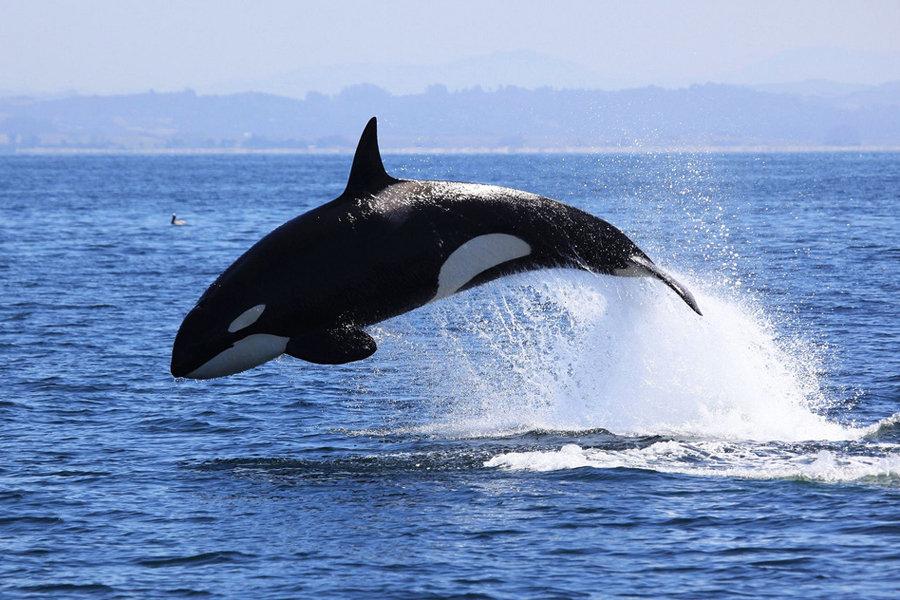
389, 270, 861, 442
484, 440, 900, 484
364, 267, 900, 484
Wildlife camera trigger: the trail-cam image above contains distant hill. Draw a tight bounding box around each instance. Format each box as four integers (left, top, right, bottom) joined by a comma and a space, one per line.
2, 82, 900, 151
720, 47, 900, 89
217, 50, 609, 97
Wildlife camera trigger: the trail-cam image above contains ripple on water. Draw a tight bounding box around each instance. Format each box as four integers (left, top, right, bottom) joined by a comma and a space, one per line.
135, 551, 255, 568
2, 154, 898, 599
19, 583, 117, 594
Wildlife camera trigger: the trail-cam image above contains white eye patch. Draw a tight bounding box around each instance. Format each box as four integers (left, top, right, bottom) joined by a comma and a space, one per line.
228, 304, 266, 333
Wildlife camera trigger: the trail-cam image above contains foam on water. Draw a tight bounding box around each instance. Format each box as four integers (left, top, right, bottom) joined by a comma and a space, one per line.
389, 269, 862, 442
371, 269, 898, 482
484, 440, 900, 483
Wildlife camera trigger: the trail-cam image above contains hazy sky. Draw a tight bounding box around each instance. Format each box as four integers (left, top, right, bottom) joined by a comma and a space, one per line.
2, 0, 899, 94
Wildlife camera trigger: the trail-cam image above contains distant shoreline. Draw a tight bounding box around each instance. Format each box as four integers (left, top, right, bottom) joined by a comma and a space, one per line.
8, 145, 900, 156
6, 83, 900, 153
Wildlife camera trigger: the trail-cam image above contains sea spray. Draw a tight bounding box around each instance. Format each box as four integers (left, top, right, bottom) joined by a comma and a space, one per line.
363, 269, 899, 484
371, 268, 861, 442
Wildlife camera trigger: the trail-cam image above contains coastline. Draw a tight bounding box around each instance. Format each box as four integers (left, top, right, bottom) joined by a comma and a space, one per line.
8, 145, 900, 156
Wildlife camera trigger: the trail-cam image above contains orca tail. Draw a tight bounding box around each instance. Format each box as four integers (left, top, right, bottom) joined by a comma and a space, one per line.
629, 255, 703, 316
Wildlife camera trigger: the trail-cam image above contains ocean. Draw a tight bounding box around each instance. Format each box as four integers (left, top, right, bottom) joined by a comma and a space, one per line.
1, 152, 898, 598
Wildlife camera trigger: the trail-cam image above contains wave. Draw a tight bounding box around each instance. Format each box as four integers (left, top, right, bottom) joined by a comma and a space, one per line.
484, 440, 900, 484
863, 412, 900, 441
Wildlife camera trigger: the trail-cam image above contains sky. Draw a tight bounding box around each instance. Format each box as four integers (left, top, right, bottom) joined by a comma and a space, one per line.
2, 0, 900, 95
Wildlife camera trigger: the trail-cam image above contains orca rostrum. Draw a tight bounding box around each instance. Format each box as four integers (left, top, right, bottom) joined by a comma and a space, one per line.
171, 117, 701, 379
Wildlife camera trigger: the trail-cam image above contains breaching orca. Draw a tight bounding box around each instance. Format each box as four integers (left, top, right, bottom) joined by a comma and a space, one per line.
171, 118, 701, 379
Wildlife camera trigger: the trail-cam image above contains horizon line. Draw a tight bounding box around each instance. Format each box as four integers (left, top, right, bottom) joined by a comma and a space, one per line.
10, 145, 900, 156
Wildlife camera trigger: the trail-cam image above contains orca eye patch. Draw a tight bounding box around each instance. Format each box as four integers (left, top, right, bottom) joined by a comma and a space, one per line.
228, 304, 266, 333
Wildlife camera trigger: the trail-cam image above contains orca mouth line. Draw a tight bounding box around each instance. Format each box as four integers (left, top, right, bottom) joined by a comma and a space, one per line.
171, 351, 207, 379
173, 334, 291, 379
170, 336, 231, 378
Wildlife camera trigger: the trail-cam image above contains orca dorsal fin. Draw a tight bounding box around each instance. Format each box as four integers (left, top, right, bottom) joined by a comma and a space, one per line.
344, 117, 397, 195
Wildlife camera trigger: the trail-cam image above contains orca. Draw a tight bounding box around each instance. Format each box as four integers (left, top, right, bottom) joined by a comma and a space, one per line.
171, 117, 701, 379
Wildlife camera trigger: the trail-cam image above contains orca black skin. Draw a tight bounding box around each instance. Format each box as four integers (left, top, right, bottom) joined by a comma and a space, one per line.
171, 117, 701, 379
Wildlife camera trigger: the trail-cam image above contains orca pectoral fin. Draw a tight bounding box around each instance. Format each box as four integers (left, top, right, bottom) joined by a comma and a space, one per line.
285, 327, 377, 365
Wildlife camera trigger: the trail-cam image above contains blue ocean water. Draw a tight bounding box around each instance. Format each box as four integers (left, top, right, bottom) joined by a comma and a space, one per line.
1, 152, 898, 598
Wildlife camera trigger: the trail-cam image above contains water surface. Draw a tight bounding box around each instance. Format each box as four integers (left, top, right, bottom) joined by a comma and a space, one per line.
1, 153, 898, 598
